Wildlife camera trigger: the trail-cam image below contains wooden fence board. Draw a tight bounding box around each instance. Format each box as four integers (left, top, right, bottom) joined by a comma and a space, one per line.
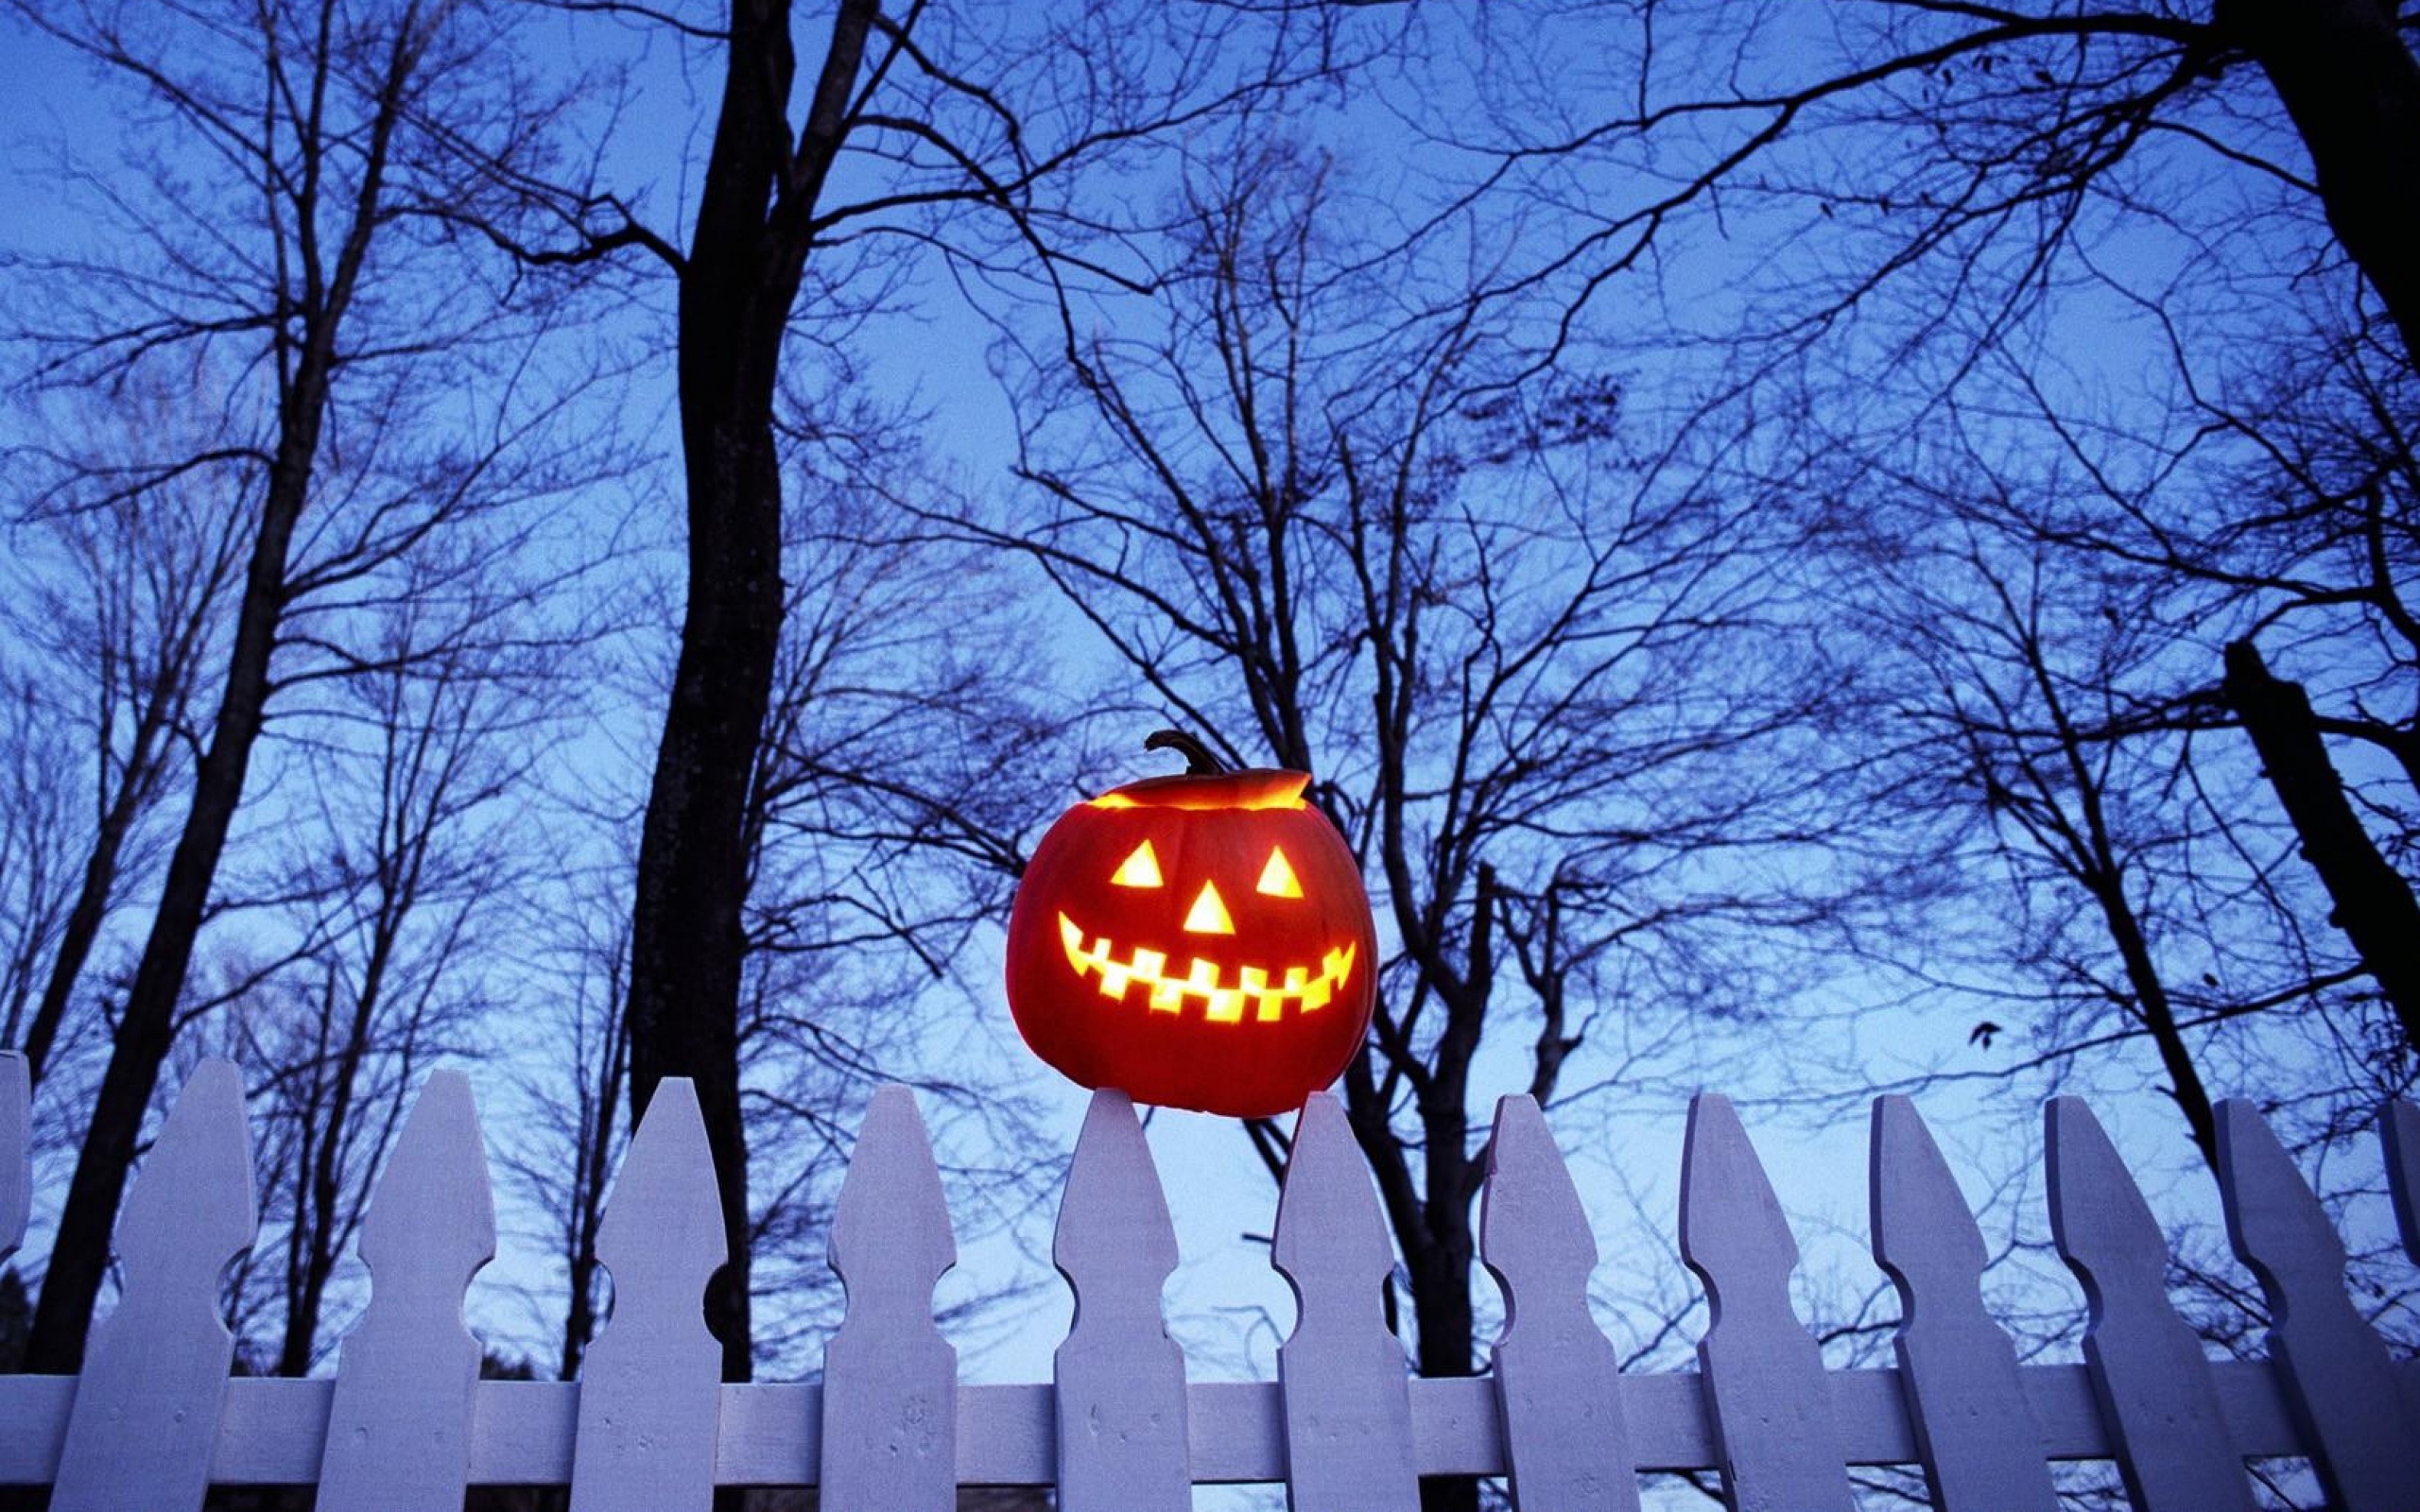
2214, 1099, 2416, 1510
52, 1057, 255, 1512
12, 1358, 2394, 1486
315, 1069, 494, 1511
2045, 1096, 2252, 1512
1052, 1089, 1189, 1512
716, 1382, 821, 1485
1480, 1092, 1638, 1512
1869, 1095, 2057, 1510
4, 1068, 2415, 1505
572, 1076, 725, 1512
821, 1084, 958, 1512
1680, 1092, 1855, 1512
2387, 1099, 2420, 1266
0, 1052, 26, 1265
1272, 1091, 1418, 1512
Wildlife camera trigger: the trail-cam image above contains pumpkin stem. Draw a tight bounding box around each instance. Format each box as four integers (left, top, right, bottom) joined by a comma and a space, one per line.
1144, 728, 1227, 775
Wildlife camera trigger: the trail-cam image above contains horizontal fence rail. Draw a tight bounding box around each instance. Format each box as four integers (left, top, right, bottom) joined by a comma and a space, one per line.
0, 1051, 2415, 1510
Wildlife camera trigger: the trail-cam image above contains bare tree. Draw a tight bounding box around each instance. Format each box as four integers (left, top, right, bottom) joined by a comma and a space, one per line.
227, 576, 551, 1376
8, 0, 614, 1372
512, 0, 1363, 1379
0, 679, 75, 1061
498, 890, 629, 1384
1412, 1, 2420, 1098
972, 146, 1876, 1512
1, 381, 247, 1087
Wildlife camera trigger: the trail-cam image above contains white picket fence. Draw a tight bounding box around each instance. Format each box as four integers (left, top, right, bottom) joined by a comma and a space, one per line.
1, 1051, 2416, 1510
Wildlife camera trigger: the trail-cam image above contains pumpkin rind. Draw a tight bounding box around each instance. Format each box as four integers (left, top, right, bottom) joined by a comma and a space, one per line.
1005, 767, 1378, 1117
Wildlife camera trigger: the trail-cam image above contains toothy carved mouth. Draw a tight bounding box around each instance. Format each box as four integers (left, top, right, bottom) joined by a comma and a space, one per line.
1058, 914, 1355, 1024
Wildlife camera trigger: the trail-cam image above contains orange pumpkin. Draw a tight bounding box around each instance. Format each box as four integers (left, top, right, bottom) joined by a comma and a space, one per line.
1005, 737, 1378, 1117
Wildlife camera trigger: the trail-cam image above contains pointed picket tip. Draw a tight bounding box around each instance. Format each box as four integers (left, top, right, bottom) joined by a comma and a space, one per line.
1869, 1097, 2060, 1512
2045, 1097, 2255, 1512
1480, 1094, 1599, 1303
0, 1051, 26, 1263
2215, 1098, 2412, 1511
823, 1086, 958, 1512
2214, 1100, 2346, 1285
1481, 1095, 1638, 1512
1055, 1089, 1178, 1297
2380, 1100, 2419, 1266
574, 1077, 723, 1512
2044, 1096, 2167, 1298
1052, 1090, 1189, 1512
360, 1068, 496, 1294
1679, 1093, 1853, 1511
596, 1075, 727, 1284
1679, 1091, 1798, 1279
1271, 1092, 1417, 1512
317, 1070, 496, 1509
120, 1057, 258, 1279
1271, 1091, 1392, 1291
52, 1059, 255, 1512
1870, 1095, 1988, 1287
830, 1084, 955, 1298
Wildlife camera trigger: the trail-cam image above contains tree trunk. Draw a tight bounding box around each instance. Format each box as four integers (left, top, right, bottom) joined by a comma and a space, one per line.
2223, 638, 2420, 1051
1409, 1127, 1479, 1512
20, 4, 416, 1370
25, 440, 316, 1373
623, 0, 875, 1386
2221, 0, 2420, 358
1340, 1058, 1480, 1512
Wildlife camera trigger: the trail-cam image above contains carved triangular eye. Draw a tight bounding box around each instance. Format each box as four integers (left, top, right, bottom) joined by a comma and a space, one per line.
1256, 846, 1303, 898
1111, 840, 1163, 887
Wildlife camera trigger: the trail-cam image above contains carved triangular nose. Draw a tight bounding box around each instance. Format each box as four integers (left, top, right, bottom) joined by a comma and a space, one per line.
1184, 879, 1235, 934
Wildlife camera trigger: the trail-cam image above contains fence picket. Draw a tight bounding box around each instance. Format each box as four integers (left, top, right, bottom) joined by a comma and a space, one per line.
2387, 1100, 2420, 1266
52, 1057, 255, 1512
0, 1052, 25, 1265
1868, 1095, 2056, 1511
570, 1076, 726, 1512
1479, 1093, 1637, 1512
821, 1084, 957, 1512
1271, 1091, 1418, 1512
1052, 1089, 1190, 1512
9, 1062, 2418, 1505
2044, 1096, 2251, 1512
315, 1069, 494, 1511
1679, 1092, 1854, 1512
2213, 1099, 2416, 1509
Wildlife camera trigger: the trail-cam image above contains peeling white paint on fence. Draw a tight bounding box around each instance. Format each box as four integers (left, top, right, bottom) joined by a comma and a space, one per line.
0, 1058, 2414, 1510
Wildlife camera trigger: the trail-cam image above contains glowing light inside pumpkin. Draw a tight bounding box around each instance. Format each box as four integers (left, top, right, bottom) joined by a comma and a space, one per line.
1057, 913, 1355, 1024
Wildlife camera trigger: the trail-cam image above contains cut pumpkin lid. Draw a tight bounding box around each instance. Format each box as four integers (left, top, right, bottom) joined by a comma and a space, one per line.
1087, 767, 1311, 812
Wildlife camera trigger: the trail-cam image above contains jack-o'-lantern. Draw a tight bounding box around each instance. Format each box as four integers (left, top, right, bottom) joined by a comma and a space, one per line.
1005, 731, 1378, 1117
